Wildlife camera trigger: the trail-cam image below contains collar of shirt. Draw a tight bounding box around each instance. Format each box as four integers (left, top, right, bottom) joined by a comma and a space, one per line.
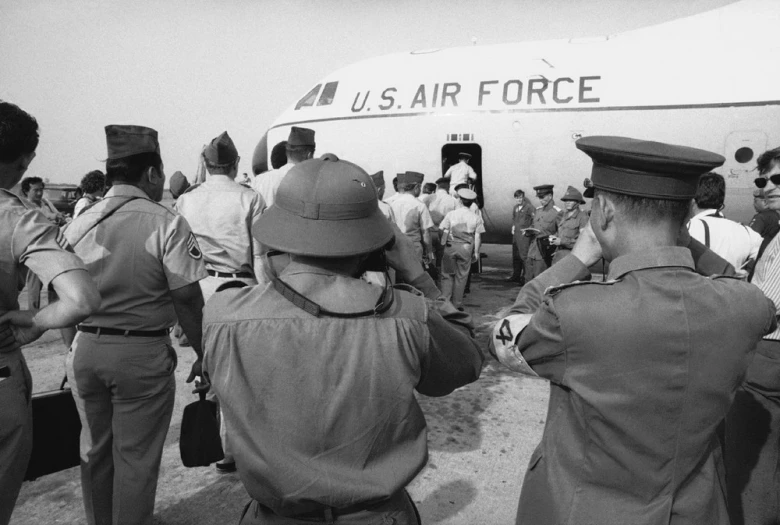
204, 174, 237, 186
280, 260, 384, 313
436, 189, 449, 196
105, 184, 152, 200
607, 246, 694, 280
692, 209, 722, 220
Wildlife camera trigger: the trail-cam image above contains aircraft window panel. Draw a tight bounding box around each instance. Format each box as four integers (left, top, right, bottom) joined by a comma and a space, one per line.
295, 84, 321, 110
735, 147, 754, 164
317, 82, 338, 106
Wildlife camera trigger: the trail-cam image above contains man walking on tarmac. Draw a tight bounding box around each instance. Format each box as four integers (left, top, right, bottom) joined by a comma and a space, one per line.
491, 136, 775, 525
203, 157, 483, 524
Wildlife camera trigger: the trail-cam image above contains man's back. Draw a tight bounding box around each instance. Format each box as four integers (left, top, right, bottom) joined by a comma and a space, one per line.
251, 163, 292, 207
503, 251, 775, 524
688, 211, 762, 268
390, 193, 434, 242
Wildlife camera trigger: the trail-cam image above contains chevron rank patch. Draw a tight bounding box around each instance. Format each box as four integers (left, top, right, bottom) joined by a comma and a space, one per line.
186, 233, 202, 259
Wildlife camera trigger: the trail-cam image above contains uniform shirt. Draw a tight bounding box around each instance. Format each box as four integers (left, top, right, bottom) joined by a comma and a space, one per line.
384, 193, 400, 205
444, 161, 477, 189
389, 193, 435, 245
419, 193, 434, 207
491, 249, 775, 525
531, 200, 561, 237
203, 263, 483, 515
555, 207, 589, 249
64, 184, 207, 331
251, 163, 293, 207
440, 205, 485, 244
0, 189, 85, 338
175, 175, 266, 275
427, 189, 458, 227
377, 199, 395, 222
688, 209, 761, 269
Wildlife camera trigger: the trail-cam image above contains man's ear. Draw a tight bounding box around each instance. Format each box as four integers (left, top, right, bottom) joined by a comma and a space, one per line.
595, 194, 615, 231
146, 165, 163, 184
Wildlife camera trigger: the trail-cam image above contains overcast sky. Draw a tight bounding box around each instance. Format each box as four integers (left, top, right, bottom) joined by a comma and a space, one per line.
0, 0, 735, 185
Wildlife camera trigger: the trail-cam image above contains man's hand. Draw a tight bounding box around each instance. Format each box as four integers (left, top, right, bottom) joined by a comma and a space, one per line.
549, 235, 561, 246
186, 359, 210, 394
0, 310, 46, 350
570, 223, 603, 267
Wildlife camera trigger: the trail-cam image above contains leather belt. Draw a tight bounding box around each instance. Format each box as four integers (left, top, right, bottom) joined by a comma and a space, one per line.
273, 501, 378, 521
77, 325, 168, 337
207, 269, 253, 279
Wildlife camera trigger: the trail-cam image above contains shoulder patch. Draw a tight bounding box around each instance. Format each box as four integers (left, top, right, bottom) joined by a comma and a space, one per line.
535, 205, 543, 210
544, 278, 620, 296
186, 232, 203, 259
709, 274, 745, 282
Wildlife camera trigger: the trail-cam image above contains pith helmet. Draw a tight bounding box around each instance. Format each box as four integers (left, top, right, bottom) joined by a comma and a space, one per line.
256, 158, 393, 257
561, 186, 585, 204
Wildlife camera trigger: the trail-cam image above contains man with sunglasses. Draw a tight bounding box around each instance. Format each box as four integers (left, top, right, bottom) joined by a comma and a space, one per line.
726, 145, 780, 525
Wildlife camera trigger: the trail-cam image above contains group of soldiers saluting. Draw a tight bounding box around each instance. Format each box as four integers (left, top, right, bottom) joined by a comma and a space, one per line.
2, 97, 780, 525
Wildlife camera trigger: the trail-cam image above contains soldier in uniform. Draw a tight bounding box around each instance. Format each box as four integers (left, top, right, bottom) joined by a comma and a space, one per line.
251, 126, 315, 207
444, 152, 477, 196
509, 189, 534, 284
0, 101, 99, 525
202, 157, 483, 524
370, 170, 395, 222
524, 184, 561, 280
550, 185, 588, 265
64, 125, 208, 525
428, 178, 459, 278
439, 188, 485, 310
491, 136, 775, 525
169, 170, 190, 199
389, 171, 435, 266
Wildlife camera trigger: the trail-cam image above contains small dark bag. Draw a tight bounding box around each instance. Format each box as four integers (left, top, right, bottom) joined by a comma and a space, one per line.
179, 391, 224, 467
24, 377, 82, 480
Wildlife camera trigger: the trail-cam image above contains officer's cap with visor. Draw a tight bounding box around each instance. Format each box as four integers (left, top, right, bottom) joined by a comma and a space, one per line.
575, 136, 725, 199
533, 184, 554, 197
256, 158, 394, 257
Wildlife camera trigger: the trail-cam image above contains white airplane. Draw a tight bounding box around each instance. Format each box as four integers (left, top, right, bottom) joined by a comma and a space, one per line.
253, 0, 780, 243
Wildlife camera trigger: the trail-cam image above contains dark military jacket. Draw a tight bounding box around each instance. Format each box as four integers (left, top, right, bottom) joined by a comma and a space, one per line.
512, 197, 534, 248
491, 249, 775, 525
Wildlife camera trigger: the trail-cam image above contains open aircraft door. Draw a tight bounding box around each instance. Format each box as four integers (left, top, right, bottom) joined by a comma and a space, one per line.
722, 131, 768, 189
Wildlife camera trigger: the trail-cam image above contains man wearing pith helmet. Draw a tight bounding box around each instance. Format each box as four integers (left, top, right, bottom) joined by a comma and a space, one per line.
491, 136, 775, 525
550, 185, 588, 265
203, 157, 483, 524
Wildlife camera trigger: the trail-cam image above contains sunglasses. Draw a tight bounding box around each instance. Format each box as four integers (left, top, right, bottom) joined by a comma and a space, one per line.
754, 175, 780, 188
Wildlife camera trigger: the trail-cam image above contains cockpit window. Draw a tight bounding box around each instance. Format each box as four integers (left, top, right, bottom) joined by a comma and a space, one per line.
317, 82, 339, 106
295, 84, 321, 110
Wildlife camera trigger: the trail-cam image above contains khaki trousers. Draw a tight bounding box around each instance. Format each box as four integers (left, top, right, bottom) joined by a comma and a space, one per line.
67, 332, 176, 525
0, 351, 33, 525
441, 243, 472, 308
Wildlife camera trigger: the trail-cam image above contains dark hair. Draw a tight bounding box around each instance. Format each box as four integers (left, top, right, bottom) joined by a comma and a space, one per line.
514, 189, 525, 198
0, 101, 39, 163
80, 170, 106, 194
596, 189, 689, 227
757, 146, 780, 176
203, 157, 236, 175
106, 152, 162, 185
21, 176, 44, 195
423, 183, 436, 194
285, 144, 314, 163
392, 177, 398, 190
694, 172, 725, 210
436, 179, 450, 189
270, 141, 288, 169
399, 182, 419, 192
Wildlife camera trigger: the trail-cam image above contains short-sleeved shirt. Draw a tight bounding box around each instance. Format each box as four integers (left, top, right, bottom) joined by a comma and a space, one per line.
556, 207, 589, 249
688, 209, 762, 269
251, 163, 293, 207
444, 161, 477, 189
377, 199, 395, 222
74, 195, 100, 218
1, 190, 85, 363
427, 189, 459, 227
440, 206, 485, 245
64, 184, 207, 331
389, 193, 435, 245
176, 175, 266, 274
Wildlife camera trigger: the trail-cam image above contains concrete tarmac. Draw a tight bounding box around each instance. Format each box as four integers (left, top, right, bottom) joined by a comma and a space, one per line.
11, 244, 549, 525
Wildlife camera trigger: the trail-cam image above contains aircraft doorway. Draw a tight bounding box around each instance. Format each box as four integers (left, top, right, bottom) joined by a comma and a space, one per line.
441, 144, 483, 207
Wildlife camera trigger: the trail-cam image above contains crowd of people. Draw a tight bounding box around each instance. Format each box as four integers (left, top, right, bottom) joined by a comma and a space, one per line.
3, 95, 780, 525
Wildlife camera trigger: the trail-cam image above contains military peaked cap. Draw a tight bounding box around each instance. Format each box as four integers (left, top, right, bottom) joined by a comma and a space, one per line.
457, 188, 477, 200
533, 184, 554, 194
105, 125, 159, 160
575, 136, 725, 200
203, 131, 238, 165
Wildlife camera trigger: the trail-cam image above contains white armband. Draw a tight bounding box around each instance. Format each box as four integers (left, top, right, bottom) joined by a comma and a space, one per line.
491, 314, 537, 376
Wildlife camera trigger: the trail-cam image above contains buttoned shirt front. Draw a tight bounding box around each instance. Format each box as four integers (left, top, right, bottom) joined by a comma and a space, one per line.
444, 161, 477, 189
440, 205, 485, 245
428, 189, 459, 227
389, 193, 435, 245
688, 209, 762, 269
176, 175, 266, 275
491, 249, 775, 525
64, 184, 207, 331
251, 163, 293, 207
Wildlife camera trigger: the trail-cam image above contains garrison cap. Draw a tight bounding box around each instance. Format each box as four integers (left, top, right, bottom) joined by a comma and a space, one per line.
370, 170, 385, 187
287, 126, 315, 147
105, 125, 159, 160
398, 171, 424, 185
169, 171, 190, 199
458, 152, 472, 159
561, 185, 585, 204
457, 188, 477, 200
575, 136, 725, 200
202, 131, 238, 165
255, 158, 393, 257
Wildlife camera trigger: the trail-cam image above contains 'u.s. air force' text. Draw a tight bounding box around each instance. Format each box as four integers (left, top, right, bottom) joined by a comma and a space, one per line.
350, 76, 601, 112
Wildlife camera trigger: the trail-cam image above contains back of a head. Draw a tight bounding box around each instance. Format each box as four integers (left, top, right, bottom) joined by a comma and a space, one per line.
694, 172, 725, 211
286, 127, 316, 163
104, 125, 161, 185
436, 177, 450, 190
0, 101, 39, 163
270, 141, 288, 169
203, 131, 239, 175
80, 170, 106, 194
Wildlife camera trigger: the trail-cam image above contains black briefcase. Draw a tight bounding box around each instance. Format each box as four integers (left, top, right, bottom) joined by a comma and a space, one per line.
24, 378, 82, 481
179, 391, 224, 467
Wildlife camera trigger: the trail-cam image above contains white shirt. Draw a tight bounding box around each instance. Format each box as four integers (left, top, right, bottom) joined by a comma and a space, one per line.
444, 161, 477, 189
251, 163, 294, 207
427, 189, 459, 226
687, 209, 762, 269
388, 193, 434, 245
440, 205, 485, 244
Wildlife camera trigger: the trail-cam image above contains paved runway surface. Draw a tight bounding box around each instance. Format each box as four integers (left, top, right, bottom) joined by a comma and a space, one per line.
12, 244, 550, 525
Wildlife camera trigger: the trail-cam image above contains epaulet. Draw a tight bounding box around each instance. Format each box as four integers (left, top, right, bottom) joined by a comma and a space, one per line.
180, 183, 201, 196
709, 274, 744, 282
392, 283, 424, 297
544, 278, 620, 296
536, 205, 543, 210
553, 205, 562, 212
